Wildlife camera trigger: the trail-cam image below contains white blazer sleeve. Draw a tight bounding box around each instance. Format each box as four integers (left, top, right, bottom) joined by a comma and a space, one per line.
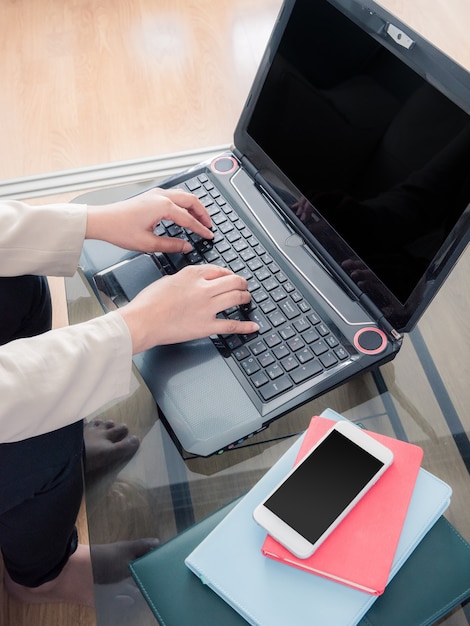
0, 311, 133, 442
0, 200, 87, 276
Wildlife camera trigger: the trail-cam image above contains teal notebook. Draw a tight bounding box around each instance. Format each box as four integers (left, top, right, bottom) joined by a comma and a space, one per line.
130, 505, 470, 626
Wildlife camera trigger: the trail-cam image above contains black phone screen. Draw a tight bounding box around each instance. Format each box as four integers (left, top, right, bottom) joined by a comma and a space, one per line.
264, 429, 384, 544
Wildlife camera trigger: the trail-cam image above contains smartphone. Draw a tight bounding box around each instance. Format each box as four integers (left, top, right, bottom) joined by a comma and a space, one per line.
253, 421, 394, 559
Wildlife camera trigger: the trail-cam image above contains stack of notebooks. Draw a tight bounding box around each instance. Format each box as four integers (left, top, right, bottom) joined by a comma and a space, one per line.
130, 409, 470, 625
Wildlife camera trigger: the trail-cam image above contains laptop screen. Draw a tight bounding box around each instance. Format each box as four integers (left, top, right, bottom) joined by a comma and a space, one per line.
235, 0, 470, 331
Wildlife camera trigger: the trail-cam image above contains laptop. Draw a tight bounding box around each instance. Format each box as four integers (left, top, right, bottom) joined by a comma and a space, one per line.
80, 0, 470, 457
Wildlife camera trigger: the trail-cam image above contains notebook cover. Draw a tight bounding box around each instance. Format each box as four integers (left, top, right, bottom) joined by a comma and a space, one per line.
184, 410, 452, 626
261, 416, 423, 594
130, 505, 470, 626
130, 499, 244, 626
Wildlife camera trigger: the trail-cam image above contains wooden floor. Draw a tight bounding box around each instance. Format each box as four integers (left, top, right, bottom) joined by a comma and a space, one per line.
1, 1, 469, 625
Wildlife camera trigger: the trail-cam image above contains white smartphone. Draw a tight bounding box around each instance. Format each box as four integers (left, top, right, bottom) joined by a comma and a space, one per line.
253, 421, 394, 559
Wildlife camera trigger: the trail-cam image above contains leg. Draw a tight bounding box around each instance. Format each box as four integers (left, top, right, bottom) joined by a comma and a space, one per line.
0, 420, 93, 604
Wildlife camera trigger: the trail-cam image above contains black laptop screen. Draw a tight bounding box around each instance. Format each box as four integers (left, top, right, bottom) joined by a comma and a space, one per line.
237, 0, 470, 330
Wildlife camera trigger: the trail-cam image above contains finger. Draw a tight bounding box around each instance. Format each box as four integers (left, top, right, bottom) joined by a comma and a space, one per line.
157, 188, 213, 230
211, 286, 253, 314
197, 264, 248, 287
147, 235, 194, 254
206, 273, 250, 298
200, 263, 232, 276
212, 318, 259, 336
163, 204, 215, 243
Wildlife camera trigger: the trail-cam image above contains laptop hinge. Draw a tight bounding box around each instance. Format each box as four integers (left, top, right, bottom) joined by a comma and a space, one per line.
234, 149, 259, 181
357, 292, 402, 341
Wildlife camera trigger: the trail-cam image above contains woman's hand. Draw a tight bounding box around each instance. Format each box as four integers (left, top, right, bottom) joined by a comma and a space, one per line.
117, 264, 259, 354
86, 187, 213, 253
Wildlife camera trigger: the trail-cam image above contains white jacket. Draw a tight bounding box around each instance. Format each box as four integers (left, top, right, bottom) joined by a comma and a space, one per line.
0, 201, 132, 442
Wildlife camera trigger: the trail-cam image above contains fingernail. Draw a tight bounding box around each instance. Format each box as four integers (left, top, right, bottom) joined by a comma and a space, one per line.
182, 241, 193, 253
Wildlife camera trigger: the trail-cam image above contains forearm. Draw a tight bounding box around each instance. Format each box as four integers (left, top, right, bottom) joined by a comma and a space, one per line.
0, 311, 133, 442
0, 201, 87, 277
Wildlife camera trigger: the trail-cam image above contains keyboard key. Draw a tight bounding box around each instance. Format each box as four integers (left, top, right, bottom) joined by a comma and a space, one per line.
186, 250, 203, 264
303, 328, 320, 344
258, 352, 276, 368
186, 178, 202, 192
259, 376, 293, 401
297, 347, 314, 364
265, 333, 282, 348
317, 323, 330, 337
312, 339, 329, 355
281, 355, 299, 372
280, 325, 296, 340
252, 289, 269, 304
247, 258, 263, 272
325, 335, 339, 348
230, 259, 245, 273
215, 240, 231, 254
225, 335, 243, 350
226, 230, 241, 243
308, 311, 321, 325
233, 346, 250, 361
233, 239, 249, 253
222, 250, 238, 264
271, 287, 287, 302
248, 278, 261, 292
262, 277, 279, 292
204, 249, 221, 263
260, 299, 277, 314
219, 222, 234, 235
267, 310, 287, 327
290, 359, 323, 383
255, 267, 271, 281
293, 317, 310, 333
335, 346, 349, 360
249, 340, 266, 356
273, 343, 289, 359
266, 363, 284, 380
246, 310, 272, 334
320, 351, 338, 368
213, 213, 227, 225
241, 357, 260, 375
240, 248, 256, 262
279, 298, 300, 319
287, 336, 305, 352
251, 371, 269, 388
237, 267, 253, 281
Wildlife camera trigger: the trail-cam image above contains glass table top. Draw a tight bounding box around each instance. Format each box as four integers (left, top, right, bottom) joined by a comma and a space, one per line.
65, 233, 470, 625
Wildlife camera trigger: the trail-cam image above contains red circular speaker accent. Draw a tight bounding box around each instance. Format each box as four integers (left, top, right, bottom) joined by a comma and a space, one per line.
353, 327, 387, 355
210, 156, 238, 175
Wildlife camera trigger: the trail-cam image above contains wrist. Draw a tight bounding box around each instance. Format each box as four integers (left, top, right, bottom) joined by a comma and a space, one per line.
116, 304, 148, 355
85, 204, 113, 241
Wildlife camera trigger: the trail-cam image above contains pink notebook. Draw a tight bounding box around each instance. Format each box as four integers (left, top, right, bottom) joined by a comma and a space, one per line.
262, 416, 423, 595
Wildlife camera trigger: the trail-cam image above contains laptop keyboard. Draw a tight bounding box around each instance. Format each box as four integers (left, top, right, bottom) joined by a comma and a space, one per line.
153, 173, 350, 402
